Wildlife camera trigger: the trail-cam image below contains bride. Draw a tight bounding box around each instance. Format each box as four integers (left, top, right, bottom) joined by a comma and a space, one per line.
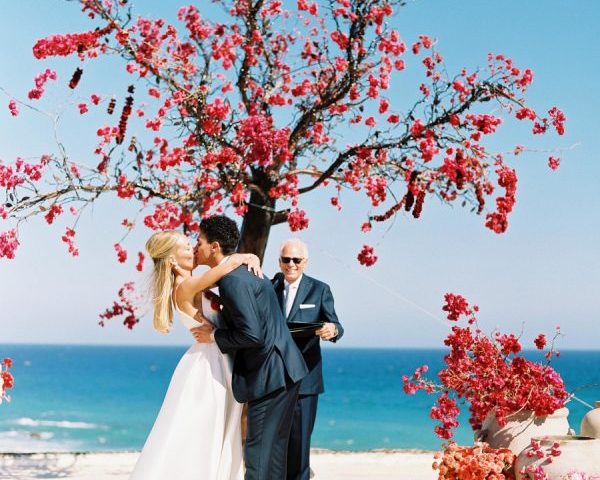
130, 230, 261, 480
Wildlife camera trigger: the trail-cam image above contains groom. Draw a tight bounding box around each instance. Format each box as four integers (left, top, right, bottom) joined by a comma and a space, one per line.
192, 215, 308, 480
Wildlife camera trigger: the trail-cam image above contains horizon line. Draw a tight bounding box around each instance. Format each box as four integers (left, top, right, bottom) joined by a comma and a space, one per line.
1, 342, 600, 352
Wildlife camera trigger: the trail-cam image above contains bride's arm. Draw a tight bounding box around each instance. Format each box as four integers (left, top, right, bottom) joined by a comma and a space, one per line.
179, 253, 263, 298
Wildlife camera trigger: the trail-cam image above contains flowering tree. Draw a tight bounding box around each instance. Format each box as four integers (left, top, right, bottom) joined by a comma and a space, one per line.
1, 0, 565, 327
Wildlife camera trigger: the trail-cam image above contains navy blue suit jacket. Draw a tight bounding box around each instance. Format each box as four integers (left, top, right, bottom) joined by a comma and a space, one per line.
215, 266, 308, 403
272, 273, 344, 395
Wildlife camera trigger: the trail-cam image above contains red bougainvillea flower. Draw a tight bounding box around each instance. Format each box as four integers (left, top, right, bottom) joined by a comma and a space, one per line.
548, 107, 566, 135
61, 227, 79, 257
534, 334, 547, 350
287, 208, 309, 231
357, 244, 378, 266
442, 293, 474, 321
114, 243, 128, 263
485, 163, 518, 234
0, 357, 14, 404
548, 156, 560, 171
99, 282, 139, 329
0, 229, 20, 260
136, 252, 145, 272
27, 68, 57, 100
32, 27, 114, 59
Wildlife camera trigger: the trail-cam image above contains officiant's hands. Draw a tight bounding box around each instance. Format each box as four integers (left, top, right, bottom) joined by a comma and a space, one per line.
315, 322, 338, 341
191, 321, 215, 343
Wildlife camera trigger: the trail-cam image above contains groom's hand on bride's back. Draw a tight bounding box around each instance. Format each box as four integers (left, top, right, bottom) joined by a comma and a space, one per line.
191, 322, 215, 343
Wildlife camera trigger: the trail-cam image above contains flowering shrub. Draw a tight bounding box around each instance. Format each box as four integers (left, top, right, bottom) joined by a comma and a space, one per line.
0, 358, 14, 404
432, 442, 516, 480
403, 294, 568, 439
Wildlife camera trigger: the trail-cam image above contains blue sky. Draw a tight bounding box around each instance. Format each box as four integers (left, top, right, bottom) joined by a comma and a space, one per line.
0, 0, 599, 348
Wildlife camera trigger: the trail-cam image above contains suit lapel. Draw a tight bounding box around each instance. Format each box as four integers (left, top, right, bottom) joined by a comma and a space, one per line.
287, 275, 311, 322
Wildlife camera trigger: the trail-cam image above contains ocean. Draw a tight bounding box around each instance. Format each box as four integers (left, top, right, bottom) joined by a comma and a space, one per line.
1, 345, 599, 453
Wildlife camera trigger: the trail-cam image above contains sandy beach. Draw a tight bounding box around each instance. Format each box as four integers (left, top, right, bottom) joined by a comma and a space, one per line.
0, 449, 438, 480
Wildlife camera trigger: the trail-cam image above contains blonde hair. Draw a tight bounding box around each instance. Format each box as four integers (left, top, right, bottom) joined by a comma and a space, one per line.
145, 230, 182, 333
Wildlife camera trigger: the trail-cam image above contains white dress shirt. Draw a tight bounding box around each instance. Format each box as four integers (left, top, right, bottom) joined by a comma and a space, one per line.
284, 274, 303, 318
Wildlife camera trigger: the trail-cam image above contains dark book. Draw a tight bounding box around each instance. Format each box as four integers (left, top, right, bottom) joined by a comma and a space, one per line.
288, 322, 324, 337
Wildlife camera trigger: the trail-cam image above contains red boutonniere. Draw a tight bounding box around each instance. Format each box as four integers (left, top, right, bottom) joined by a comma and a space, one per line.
204, 290, 222, 311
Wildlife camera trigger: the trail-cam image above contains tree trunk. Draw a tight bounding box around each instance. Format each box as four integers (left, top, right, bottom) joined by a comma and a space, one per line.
238, 172, 277, 262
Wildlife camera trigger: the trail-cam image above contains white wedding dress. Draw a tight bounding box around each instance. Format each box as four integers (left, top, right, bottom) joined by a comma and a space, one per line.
130, 293, 244, 480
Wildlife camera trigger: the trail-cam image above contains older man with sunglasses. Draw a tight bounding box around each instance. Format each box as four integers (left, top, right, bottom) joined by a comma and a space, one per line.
272, 238, 344, 480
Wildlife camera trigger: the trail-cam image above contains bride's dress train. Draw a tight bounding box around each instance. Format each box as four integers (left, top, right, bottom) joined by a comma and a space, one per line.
130, 294, 243, 480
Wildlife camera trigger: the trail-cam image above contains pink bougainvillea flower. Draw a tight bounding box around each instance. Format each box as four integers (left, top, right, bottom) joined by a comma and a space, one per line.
8, 100, 19, 116
548, 156, 560, 171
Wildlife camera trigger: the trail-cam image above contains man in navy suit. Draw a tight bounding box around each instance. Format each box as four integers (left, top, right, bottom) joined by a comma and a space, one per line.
192, 216, 308, 480
272, 239, 344, 480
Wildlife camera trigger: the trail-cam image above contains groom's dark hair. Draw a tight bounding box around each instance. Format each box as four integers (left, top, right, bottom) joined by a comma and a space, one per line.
199, 215, 240, 255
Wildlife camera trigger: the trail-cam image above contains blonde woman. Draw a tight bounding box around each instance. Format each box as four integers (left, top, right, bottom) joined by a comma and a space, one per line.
130, 230, 261, 480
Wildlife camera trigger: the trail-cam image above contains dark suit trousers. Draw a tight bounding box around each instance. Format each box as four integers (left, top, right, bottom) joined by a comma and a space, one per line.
245, 381, 301, 480
286, 394, 318, 480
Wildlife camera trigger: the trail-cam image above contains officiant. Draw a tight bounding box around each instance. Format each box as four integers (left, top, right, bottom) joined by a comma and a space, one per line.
272, 238, 344, 480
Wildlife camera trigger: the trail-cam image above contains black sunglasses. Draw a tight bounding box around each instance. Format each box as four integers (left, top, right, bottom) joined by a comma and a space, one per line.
280, 257, 304, 265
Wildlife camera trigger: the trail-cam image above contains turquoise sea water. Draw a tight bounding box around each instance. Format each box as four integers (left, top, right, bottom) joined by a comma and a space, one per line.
1, 345, 599, 452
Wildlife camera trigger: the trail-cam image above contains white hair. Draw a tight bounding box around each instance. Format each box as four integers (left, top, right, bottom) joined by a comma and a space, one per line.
279, 238, 309, 258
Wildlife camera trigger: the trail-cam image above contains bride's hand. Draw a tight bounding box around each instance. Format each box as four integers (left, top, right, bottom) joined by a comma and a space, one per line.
190, 323, 215, 343
193, 311, 213, 326
244, 253, 263, 278
170, 259, 185, 277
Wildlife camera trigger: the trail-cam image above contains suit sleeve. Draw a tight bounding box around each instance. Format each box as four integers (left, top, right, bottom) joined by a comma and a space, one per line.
214, 275, 265, 354
321, 284, 344, 342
